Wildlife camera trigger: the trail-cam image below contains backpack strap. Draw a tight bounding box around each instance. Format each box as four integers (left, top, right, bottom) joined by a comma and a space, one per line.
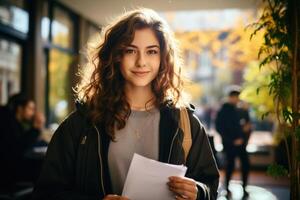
179, 107, 192, 163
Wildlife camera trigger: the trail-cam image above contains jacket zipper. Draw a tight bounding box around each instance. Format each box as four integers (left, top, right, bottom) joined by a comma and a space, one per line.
167, 127, 179, 163
94, 125, 106, 196
80, 135, 88, 192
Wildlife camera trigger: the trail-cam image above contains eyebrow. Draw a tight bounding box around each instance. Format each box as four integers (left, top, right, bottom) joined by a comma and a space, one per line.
126, 44, 160, 49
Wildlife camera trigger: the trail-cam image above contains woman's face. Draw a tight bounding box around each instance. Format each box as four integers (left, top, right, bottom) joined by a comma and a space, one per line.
120, 28, 161, 89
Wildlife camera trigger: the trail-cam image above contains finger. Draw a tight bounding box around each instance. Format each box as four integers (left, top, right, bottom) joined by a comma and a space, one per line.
168, 177, 198, 200
175, 195, 189, 200
103, 195, 118, 200
169, 176, 195, 185
168, 180, 197, 193
168, 181, 198, 199
105, 195, 118, 197
169, 185, 196, 199
104, 195, 129, 200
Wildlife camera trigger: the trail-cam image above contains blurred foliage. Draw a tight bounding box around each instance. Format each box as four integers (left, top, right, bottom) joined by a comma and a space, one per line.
184, 82, 203, 102
267, 164, 289, 178
249, 0, 299, 197
240, 61, 275, 118
173, 10, 264, 103
176, 21, 264, 71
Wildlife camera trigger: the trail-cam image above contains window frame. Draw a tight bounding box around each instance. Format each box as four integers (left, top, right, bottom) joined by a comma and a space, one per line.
44, 0, 79, 126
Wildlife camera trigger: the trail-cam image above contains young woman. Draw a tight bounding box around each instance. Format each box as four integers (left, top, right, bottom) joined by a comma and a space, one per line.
33, 8, 219, 200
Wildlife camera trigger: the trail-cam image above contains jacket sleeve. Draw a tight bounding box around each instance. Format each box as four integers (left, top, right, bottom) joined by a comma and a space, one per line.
186, 113, 220, 200
32, 112, 100, 200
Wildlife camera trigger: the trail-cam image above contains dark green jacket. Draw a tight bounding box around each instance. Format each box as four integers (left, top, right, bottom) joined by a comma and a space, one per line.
33, 104, 219, 200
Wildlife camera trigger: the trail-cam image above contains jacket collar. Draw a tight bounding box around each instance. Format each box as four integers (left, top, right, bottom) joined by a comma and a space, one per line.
76, 100, 194, 163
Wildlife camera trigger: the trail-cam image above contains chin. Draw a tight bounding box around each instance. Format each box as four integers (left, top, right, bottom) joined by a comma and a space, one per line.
130, 81, 152, 88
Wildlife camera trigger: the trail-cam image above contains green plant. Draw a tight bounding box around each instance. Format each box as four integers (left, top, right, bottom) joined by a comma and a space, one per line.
249, 0, 299, 199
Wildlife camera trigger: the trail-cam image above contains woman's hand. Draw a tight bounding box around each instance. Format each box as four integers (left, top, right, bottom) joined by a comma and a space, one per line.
103, 194, 129, 200
168, 176, 198, 200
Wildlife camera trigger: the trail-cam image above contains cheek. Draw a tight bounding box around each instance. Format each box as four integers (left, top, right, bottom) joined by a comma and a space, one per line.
152, 58, 161, 73
120, 57, 131, 70
122, 56, 136, 66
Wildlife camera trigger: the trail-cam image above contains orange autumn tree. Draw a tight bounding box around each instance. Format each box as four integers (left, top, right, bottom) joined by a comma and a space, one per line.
172, 11, 264, 102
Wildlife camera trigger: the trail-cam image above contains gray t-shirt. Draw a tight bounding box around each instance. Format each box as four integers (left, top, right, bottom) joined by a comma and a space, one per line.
108, 108, 160, 195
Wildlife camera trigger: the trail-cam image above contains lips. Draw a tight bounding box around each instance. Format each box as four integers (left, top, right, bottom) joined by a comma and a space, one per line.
131, 71, 150, 77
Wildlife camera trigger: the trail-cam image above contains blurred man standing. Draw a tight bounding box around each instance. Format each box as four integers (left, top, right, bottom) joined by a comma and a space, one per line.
215, 86, 250, 198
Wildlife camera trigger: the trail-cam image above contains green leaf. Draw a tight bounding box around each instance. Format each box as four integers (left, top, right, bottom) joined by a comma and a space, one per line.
256, 87, 260, 95
267, 164, 288, 178
282, 108, 292, 123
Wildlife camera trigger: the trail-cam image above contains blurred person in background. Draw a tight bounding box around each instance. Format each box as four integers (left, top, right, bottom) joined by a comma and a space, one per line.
215, 86, 250, 198
238, 101, 252, 146
0, 93, 44, 193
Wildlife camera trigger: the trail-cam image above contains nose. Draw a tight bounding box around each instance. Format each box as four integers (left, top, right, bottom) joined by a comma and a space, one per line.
136, 52, 146, 68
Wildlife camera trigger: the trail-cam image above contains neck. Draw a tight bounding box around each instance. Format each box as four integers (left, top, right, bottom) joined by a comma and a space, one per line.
125, 85, 156, 111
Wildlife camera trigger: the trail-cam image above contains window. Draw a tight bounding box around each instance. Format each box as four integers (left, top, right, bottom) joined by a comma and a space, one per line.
0, 37, 21, 104
42, 4, 74, 48
43, 3, 78, 126
52, 7, 74, 49
48, 49, 72, 123
0, 0, 29, 34
41, 0, 49, 42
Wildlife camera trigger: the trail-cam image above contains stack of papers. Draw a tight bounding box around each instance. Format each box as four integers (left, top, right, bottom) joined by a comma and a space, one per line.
122, 153, 187, 200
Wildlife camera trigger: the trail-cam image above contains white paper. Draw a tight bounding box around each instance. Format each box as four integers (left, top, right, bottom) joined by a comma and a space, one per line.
122, 153, 187, 200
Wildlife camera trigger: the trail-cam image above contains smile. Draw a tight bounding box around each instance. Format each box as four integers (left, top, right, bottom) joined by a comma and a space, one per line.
131, 71, 150, 76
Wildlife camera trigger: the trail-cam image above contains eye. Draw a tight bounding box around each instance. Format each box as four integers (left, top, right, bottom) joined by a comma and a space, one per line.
124, 48, 137, 54
147, 49, 159, 55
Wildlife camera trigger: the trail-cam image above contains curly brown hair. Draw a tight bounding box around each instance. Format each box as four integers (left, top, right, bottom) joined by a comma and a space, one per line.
76, 8, 185, 140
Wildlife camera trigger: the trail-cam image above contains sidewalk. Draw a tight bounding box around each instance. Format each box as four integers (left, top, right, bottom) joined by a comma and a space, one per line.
218, 170, 290, 200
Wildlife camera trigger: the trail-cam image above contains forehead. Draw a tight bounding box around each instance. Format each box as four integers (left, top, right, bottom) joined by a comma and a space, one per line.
130, 28, 159, 47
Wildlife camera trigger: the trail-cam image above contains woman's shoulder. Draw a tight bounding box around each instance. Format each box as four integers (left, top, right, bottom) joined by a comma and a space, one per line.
187, 106, 205, 130
183, 105, 208, 138
61, 110, 87, 126
47, 110, 90, 150
53, 102, 91, 137
174, 104, 206, 131
64, 100, 90, 124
